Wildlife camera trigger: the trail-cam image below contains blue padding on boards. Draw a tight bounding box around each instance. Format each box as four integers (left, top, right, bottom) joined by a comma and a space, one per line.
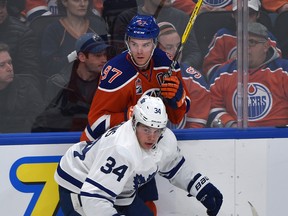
0, 127, 288, 145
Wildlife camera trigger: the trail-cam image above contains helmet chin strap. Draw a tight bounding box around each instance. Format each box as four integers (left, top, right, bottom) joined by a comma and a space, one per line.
126, 40, 157, 69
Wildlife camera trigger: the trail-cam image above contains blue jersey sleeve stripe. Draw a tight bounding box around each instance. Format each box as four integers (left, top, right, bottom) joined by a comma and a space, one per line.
80, 191, 114, 204
159, 156, 185, 179
57, 165, 83, 189
86, 177, 117, 197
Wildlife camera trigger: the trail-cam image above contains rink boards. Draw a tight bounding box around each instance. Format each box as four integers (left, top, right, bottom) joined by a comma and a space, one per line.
0, 127, 287, 216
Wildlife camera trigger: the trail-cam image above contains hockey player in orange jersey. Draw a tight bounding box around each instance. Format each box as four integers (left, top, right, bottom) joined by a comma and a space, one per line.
80, 14, 191, 216
81, 14, 190, 141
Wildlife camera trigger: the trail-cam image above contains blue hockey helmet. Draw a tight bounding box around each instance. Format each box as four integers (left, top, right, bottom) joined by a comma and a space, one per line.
126, 14, 160, 39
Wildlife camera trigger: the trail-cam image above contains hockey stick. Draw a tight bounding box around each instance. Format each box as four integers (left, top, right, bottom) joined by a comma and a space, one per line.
248, 201, 259, 216
163, 0, 204, 78
154, 0, 166, 18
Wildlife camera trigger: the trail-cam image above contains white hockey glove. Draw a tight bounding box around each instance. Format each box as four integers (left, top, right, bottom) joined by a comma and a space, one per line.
188, 173, 223, 216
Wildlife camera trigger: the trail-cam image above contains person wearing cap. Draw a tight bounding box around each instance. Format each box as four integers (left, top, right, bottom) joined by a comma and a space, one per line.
157, 21, 211, 128
32, 33, 111, 132
208, 22, 288, 128
40, 0, 108, 79
202, 0, 281, 80
55, 95, 223, 216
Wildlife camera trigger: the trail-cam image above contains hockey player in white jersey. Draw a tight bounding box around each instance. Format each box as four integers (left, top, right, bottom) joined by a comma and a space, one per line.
54, 95, 223, 216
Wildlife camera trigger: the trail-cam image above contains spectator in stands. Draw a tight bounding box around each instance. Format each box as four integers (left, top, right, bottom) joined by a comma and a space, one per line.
43, 0, 104, 16
91, 0, 103, 17
0, 0, 40, 80
172, 0, 233, 15
32, 33, 110, 132
81, 15, 190, 215
40, 0, 108, 80
157, 21, 210, 128
262, 0, 288, 14
208, 22, 288, 128
22, 0, 52, 23
5, 0, 25, 20
202, 0, 281, 80
47, 0, 58, 14
111, 0, 203, 70
0, 43, 44, 133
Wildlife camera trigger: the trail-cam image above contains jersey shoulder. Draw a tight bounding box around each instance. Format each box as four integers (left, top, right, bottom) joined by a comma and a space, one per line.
181, 64, 209, 89
101, 121, 143, 166
158, 128, 178, 155
99, 52, 138, 90
209, 59, 237, 84
153, 48, 174, 68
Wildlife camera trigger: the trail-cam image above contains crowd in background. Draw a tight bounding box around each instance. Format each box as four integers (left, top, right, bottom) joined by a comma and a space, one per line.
1, 0, 288, 133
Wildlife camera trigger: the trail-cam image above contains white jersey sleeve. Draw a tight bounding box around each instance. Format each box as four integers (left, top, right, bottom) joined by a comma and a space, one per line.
158, 128, 198, 193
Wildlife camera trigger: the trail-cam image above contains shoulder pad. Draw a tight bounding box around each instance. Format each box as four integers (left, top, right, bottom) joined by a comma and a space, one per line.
99, 52, 138, 90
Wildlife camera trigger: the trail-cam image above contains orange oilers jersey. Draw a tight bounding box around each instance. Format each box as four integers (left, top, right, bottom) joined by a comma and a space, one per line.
181, 64, 210, 128
203, 27, 281, 79
81, 49, 190, 141
208, 56, 288, 127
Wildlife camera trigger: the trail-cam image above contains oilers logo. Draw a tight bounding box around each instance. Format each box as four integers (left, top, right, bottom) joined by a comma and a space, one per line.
142, 88, 161, 97
204, 0, 232, 8
233, 83, 272, 121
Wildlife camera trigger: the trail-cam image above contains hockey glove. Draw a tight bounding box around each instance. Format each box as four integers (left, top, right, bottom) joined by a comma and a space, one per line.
189, 173, 223, 216
160, 76, 186, 109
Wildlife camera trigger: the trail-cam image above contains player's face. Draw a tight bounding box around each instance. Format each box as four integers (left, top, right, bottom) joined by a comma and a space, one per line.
62, 0, 89, 17
136, 123, 164, 150
248, 35, 269, 69
84, 52, 107, 74
128, 38, 155, 66
0, 51, 14, 85
158, 31, 181, 60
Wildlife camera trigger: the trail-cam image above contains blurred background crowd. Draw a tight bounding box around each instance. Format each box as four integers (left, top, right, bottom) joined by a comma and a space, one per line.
1, 0, 288, 133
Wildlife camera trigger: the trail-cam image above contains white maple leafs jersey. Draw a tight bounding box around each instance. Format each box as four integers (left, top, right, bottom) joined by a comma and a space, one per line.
55, 120, 197, 216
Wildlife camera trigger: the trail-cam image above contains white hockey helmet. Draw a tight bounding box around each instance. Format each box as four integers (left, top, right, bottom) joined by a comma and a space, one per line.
132, 95, 168, 130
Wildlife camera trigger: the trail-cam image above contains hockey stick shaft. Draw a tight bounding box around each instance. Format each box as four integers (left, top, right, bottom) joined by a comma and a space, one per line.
165, 0, 204, 78
154, 0, 166, 18
181, 0, 204, 45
